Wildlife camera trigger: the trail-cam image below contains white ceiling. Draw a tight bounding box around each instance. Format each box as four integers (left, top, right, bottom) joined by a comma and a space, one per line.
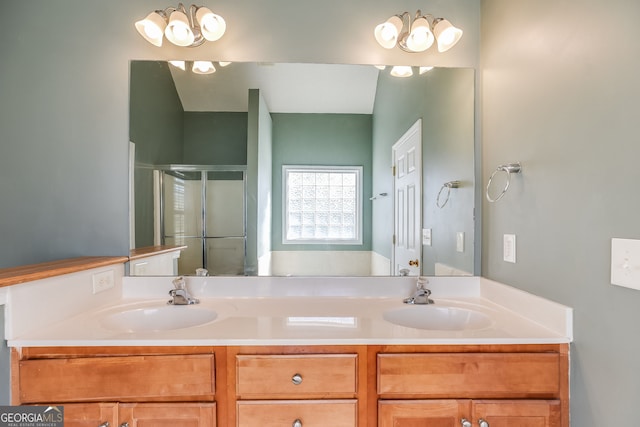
169, 62, 381, 114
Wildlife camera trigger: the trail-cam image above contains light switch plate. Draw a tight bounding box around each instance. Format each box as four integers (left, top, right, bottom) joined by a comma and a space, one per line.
611, 238, 640, 290
456, 232, 465, 252
422, 228, 432, 246
503, 234, 516, 263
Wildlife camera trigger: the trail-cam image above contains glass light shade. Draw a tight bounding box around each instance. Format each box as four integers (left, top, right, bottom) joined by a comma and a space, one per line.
196, 7, 226, 41
374, 65, 386, 70
135, 12, 167, 47
165, 10, 195, 46
405, 17, 434, 52
169, 60, 186, 70
390, 66, 413, 78
192, 61, 216, 74
218, 61, 232, 67
433, 19, 463, 52
374, 16, 403, 49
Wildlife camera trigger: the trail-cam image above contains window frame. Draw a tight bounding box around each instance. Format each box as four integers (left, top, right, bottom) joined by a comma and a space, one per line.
282, 165, 363, 245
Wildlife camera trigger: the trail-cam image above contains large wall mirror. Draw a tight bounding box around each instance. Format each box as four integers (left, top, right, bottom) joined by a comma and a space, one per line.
130, 61, 475, 277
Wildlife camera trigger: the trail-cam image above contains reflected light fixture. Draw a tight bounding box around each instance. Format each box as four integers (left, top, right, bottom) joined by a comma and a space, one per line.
374, 10, 462, 53
390, 66, 413, 78
169, 60, 231, 75
135, 3, 226, 47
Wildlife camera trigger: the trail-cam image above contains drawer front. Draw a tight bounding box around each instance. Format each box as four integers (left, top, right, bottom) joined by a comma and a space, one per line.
237, 400, 357, 427
19, 354, 215, 403
236, 354, 357, 399
378, 353, 560, 399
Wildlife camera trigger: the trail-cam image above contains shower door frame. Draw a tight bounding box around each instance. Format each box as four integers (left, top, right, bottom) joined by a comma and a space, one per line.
156, 164, 248, 275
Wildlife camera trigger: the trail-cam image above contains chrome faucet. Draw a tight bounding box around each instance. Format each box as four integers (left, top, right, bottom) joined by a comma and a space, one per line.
168, 276, 200, 305
403, 276, 434, 305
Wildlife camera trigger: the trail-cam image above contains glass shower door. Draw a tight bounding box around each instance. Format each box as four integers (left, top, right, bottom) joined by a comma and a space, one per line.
205, 171, 246, 275
161, 168, 247, 276
163, 170, 205, 275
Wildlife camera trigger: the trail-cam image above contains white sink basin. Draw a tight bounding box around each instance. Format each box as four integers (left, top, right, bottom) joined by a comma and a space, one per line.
102, 305, 218, 332
383, 305, 492, 331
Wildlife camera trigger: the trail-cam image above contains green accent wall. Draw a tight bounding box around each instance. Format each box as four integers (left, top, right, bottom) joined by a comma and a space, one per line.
183, 112, 248, 165
371, 68, 475, 275
271, 113, 373, 251
130, 61, 184, 248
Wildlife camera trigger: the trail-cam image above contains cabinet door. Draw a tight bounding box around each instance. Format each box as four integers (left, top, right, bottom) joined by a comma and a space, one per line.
472, 400, 561, 427
59, 403, 118, 427
118, 403, 216, 427
378, 400, 470, 427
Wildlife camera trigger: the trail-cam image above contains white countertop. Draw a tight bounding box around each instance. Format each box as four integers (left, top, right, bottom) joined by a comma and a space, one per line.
6, 276, 572, 347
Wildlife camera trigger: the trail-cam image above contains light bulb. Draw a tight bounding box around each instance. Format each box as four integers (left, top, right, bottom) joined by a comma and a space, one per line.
406, 17, 434, 52
390, 66, 413, 78
374, 16, 403, 49
433, 19, 463, 52
135, 12, 167, 47
192, 61, 216, 74
165, 10, 195, 46
196, 7, 226, 41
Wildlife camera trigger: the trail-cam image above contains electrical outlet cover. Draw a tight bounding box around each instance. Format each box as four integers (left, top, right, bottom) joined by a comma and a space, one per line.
611, 238, 640, 291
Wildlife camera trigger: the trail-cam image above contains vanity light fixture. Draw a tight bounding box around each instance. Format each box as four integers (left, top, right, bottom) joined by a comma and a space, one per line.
169, 60, 231, 74
135, 3, 226, 47
390, 65, 413, 78
374, 10, 462, 53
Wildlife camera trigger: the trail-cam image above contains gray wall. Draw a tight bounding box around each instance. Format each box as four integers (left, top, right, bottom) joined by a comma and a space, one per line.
481, 0, 640, 424
271, 113, 373, 252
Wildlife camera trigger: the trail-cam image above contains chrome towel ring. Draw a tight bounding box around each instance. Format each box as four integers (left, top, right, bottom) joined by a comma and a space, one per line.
436, 180, 461, 208
486, 162, 522, 203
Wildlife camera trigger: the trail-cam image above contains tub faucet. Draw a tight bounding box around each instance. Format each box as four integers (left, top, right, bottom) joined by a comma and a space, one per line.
168, 276, 200, 305
403, 276, 434, 305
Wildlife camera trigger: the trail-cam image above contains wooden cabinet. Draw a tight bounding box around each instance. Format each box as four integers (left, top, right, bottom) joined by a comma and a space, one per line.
62, 402, 216, 427
12, 347, 220, 426
232, 350, 361, 427
11, 344, 568, 427
374, 346, 568, 427
379, 400, 560, 427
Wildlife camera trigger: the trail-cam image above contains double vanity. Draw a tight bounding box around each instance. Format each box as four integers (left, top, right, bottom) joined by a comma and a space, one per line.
1, 256, 572, 426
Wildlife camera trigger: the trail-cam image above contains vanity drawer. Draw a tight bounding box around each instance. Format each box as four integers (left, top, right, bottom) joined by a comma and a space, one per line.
19, 354, 215, 403
378, 353, 560, 399
236, 354, 357, 399
237, 400, 357, 427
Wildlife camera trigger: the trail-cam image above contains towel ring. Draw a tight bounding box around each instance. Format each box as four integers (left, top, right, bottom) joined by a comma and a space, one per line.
486, 162, 522, 203
436, 181, 461, 208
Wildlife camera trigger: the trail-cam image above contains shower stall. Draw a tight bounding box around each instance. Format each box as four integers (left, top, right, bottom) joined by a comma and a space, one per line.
156, 165, 247, 276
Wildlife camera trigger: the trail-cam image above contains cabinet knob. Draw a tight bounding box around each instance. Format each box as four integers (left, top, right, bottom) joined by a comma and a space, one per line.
479, 420, 489, 427
98, 423, 109, 427
293, 419, 302, 427
460, 419, 471, 427
292, 373, 303, 385
119, 423, 130, 427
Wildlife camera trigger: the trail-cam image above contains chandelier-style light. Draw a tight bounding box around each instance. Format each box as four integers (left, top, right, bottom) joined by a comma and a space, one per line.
374, 10, 462, 53
135, 3, 226, 47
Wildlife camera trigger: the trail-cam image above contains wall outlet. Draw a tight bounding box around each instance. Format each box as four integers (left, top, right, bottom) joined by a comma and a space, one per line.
92, 270, 115, 294
611, 238, 640, 291
456, 232, 465, 252
503, 234, 516, 263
